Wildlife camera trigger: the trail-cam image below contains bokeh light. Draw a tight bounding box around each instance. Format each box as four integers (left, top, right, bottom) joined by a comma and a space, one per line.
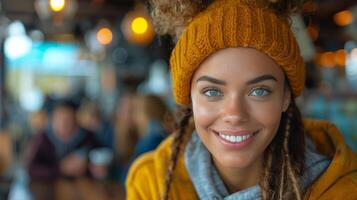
131, 17, 148, 34
96, 27, 113, 45
334, 49, 347, 66
50, 0, 65, 12
334, 10, 354, 26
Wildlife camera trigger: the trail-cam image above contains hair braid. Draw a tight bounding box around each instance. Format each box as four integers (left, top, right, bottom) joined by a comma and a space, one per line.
259, 96, 305, 200
162, 107, 192, 200
260, 150, 273, 199
278, 155, 286, 199
260, 105, 286, 200
283, 103, 302, 200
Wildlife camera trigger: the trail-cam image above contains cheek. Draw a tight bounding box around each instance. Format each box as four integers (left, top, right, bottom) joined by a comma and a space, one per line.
191, 94, 219, 129
249, 98, 284, 132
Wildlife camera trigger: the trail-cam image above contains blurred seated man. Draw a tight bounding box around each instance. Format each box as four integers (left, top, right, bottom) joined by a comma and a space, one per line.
26, 99, 99, 183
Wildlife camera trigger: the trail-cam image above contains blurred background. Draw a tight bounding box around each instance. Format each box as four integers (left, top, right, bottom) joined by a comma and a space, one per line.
0, 0, 356, 199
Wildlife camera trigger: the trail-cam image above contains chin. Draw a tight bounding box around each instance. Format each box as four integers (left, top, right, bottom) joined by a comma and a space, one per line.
213, 154, 255, 169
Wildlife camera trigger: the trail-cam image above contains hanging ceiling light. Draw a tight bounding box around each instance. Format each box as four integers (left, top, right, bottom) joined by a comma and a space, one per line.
121, 3, 154, 45
34, 0, 78, 21
50, 0, 66, 12
131, 17, 148, 35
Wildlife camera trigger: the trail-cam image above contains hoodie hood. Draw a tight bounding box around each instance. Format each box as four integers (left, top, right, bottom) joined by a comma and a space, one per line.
303, 119, 357, 199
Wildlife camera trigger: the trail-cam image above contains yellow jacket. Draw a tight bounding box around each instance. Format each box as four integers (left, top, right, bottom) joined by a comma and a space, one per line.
126, 119, 357, 199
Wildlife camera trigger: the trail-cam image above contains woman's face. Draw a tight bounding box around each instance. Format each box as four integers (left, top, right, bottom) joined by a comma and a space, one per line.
190, 48, 290, 169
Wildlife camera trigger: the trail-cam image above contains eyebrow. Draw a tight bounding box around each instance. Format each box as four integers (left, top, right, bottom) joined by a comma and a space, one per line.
246, 75, 277, 85
196, 76, 226, 85
196, 74, 277, 85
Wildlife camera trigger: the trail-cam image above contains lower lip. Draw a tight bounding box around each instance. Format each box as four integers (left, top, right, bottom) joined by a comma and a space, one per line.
213, 130, 258, 150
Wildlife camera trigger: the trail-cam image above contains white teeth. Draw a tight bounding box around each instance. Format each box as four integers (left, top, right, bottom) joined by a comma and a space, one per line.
219, 133, 252, 143
230, 135, 235, 142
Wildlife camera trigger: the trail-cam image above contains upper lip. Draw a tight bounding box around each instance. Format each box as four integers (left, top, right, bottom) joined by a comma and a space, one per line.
213, 129, 256, 136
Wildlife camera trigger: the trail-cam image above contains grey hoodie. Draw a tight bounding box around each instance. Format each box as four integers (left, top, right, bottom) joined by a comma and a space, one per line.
184, 132, 331, 200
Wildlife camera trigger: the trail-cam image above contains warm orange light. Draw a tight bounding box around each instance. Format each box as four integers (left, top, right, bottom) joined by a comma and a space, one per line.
320, 52, 335, 68
96, 27, 113, 45
334, 10, 354, 26
334, 49, 346, 66
50, 0, 65, 12
131, 17, 148, 34
121, 12, 154, 45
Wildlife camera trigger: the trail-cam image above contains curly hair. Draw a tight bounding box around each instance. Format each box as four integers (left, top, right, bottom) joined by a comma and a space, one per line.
149, 0, 306, 41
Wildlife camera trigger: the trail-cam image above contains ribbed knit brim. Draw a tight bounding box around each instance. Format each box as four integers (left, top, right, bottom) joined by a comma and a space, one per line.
170, 0, 305, 105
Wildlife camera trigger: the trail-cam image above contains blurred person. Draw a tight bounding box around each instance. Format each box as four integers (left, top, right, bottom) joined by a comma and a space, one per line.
98, 93, 139, 182
77, 100, 117, 180
114, 93, 139, 165
28, 109, 48, 136
77, 100, 113, 149
131, 94, 173, 160
26, 99, 99, 183
120, 94, 173, 186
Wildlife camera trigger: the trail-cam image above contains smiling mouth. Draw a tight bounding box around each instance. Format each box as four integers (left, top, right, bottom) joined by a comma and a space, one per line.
216, 130, 259, 143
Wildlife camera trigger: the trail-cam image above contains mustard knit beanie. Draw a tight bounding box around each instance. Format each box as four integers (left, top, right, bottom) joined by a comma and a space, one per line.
170, 0, 305, 105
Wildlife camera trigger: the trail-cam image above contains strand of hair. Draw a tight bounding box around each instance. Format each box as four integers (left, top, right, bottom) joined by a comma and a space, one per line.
284, 107, 302, 200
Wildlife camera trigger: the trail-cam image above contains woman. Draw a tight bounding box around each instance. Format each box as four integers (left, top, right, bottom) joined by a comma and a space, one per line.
131, 94, 173, 160
107, 93, 139, 182
126, 0, 357, 199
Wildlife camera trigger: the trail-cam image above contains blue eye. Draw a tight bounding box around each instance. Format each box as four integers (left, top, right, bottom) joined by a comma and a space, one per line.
249, 88, 270, 97
203, 89, 222, 97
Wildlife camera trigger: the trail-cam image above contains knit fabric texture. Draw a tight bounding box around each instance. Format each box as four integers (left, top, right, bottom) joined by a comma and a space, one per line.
170, 0, 305, 105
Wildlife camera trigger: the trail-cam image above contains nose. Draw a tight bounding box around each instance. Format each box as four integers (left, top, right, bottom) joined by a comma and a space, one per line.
221, 95, 249, 125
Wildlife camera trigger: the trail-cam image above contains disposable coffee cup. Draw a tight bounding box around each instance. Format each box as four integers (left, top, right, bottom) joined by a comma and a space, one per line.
89, 148, 113, 166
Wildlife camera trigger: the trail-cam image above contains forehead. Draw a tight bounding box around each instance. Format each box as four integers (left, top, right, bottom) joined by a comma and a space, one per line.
192, 47, 285, 83
53, 106, 75, 116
